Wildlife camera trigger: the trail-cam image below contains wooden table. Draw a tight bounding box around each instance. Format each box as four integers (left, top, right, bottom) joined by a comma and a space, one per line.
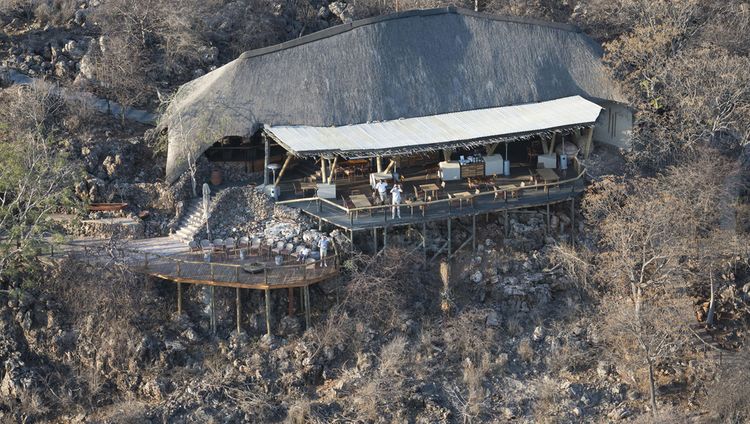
349, 194, 373, 218
535, 168, 560, 193
299, 181, 317, 196
419, 183, 440, 201
452, 191, 473, 209
494, 184, 518, 202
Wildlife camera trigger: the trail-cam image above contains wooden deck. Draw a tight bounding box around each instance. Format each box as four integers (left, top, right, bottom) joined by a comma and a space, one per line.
57, 238, 339, 290
281, 177, 584, 232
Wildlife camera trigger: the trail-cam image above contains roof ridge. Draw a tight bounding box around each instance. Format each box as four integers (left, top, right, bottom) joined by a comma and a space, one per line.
238, 6, 581, 61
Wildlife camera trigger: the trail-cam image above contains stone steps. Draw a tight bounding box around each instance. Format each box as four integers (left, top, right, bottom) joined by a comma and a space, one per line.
171, 191, 220, 244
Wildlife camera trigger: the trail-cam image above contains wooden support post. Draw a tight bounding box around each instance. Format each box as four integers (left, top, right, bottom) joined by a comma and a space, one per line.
177, 283, 182, 315
442, 149, 452, 162
274, 153, 293, 187
287, 288, 295, 316
549, 132, 557, 154
384, 159, 396, 173
328, 156, 339, 184
570, 198, 576, 247
236, 287, 241, 334
447, 218, 452, 258
372, 227, 378, 254
505, 210, 509, 238
210, 286, 216, 335
263, 134, 270, 186
264, 288, 271, 337
422, 222, 427, 265
304, 285, 311, 329
582, 127, 594, 159
486, 142, 499, 156
320, 156, 326, 183
350, 229, 354, 255
472, 214, 477, 252
318, 216, 322, 231
546, 204, 551, 233
383, 226, 388, 252
376, 156, 383, 173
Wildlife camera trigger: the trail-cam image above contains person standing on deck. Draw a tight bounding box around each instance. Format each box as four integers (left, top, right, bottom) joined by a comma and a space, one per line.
375, 179, 388, 204
391, 183, 403, 219
318, 235, 330, 267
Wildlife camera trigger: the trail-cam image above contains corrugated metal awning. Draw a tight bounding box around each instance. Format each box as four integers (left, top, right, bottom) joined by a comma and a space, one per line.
265, 95, 602, 157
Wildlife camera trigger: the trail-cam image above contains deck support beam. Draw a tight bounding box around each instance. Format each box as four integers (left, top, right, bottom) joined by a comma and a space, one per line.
263, 134, 270, 186
274, 153, 293, 187
327, 156, 338, 184
210, 286, 216, 335
177, 282, 182, 315
422, 222, 427, 265
384, 159, 396, 174
582, 127, 594, 159
549, 132, 557, 154
320, 156, 326, 183
570, 198, 576, 247
376, 156, 383, 173
504, 210, 509, 237
236, 287, 241, 334
546, 204, 551, 233
472, 214, 477, 252
264, 288, 272, 337
486, 143, 500, 156
447, 218, 452, 258
383, 225, 388, 252
372, 227, 378, 254
304, 285, 311, 329
287, 288, 295, 316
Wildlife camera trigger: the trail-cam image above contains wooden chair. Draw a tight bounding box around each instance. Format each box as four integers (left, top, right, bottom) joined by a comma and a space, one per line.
249, 238, 262, 256
271, 241, 286, 256
200, 239, 213, 252
224, 238, 236, 255
282, 243, 294, 257
238, 236, 250, 250
189, 240, 201, 252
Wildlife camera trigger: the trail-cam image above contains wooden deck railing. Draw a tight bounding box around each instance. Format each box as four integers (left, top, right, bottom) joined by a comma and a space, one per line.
39, 241, 339, 289
278, 158, 586, 225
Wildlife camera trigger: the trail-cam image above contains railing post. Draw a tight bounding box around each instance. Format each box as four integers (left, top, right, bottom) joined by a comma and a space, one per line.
144, 252, 149, 269
235, 265, 240, 283
264, 267, 269, 286
210, 263, 215, 280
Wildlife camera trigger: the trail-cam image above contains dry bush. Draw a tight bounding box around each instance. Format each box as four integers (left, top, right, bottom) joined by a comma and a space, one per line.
532, 377, 566, 424
443, 308, 496, 362
351, 335, 409, 421
517, 338, 535, 363
504, 314, 523, 337
705, 346, 750, 423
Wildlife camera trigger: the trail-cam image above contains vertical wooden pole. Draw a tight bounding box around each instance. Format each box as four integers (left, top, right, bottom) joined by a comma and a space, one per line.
236, 287, 241, 334
263, 134, 270, 186
422, 221, 427, 265
472, 214, 477, 252
383, 226, 388, 252
320, 156, 326, 183
447, 218, 452, 258
376, 156, 383, 173
504, 210, 509, 237
177, 283, 182, 315
570, 198, 576, 247
210, 286, 216, 335
287, 288, 295, 316
264, 288, 271, 337
582, 127, 594, 159
273, 153, 293, 187
304, 285, 311, 329
350, 229, 354, 255
373, 227, 378, 253
547, 204, 551, 232
327, 156, 338, 184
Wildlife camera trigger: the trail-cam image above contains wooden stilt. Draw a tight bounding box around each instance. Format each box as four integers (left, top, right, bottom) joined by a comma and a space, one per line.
236, 287, 241, 334
287, 287, 295, 316
546, 204, 551, 232
264, 288, 271, 337
373, 227, 378, 254
383, 225, 388, 252
318, 216, 322, 231
570, 199, 576, 247
304, 285, 311, 329
349, 229, 354, 255
177, 282, 182, 315
447, 218, 452, 258
327, 156, 339, 184
320, 156, 326, 183
422, 222, 427, 265
582, 127, 594, 159
472, 214, 477, 252
376, 156, 383, 173
210, 286, 216, 335
274, 153, 293, 187
263, 134, 270, 186
504, 210, 509, 237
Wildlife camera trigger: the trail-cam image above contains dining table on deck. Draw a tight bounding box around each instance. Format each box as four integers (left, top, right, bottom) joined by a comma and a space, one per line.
348, 194, 373, 218
452, 191, 474, 210
535, 168, 560, 192
419, 183, 440, 201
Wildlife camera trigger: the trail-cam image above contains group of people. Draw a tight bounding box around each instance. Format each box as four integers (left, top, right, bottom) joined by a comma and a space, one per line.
374, 179, 404, 219
296, 235, 331, 266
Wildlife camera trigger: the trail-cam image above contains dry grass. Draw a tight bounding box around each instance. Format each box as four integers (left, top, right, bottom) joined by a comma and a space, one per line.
517, 338, 535, 363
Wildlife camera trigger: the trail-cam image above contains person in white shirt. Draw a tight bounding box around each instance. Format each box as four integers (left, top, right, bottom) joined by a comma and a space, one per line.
297, 246, 311, 262
374, 179, 388, 204
318, 235, 330, 267
390, 183, 403, 219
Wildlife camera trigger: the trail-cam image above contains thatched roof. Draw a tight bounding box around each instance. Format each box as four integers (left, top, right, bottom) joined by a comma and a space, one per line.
162, 7, 625, 183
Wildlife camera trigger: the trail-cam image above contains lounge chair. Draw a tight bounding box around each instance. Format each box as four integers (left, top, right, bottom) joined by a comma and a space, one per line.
238, 236, 250, 250
249, 238, 261, 256
271, 241, 286, 256
200, 239, 213, 251
189, 240, 201, 252
224, 238, 236, 255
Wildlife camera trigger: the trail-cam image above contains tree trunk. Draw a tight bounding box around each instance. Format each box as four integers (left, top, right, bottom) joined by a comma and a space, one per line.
706, 272, 716, 326
647, 358, 658, 415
